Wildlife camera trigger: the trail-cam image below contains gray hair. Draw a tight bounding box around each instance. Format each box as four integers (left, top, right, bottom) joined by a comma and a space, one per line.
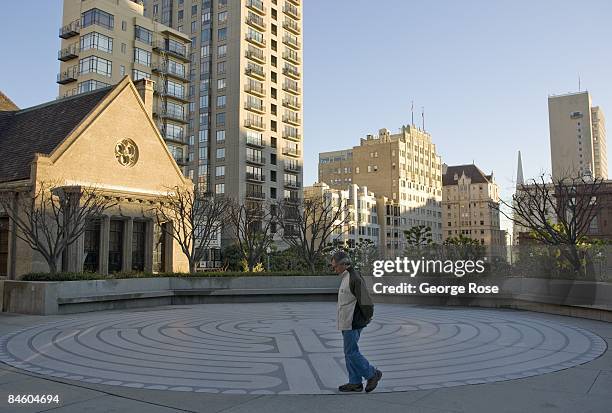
331, 250, 352, 266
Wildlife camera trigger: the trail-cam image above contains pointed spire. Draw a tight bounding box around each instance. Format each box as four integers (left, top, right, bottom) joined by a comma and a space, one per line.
516, 151, 524, 186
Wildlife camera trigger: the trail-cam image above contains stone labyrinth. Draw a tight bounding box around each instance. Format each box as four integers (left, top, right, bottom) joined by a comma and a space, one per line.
0, 303, 606, 394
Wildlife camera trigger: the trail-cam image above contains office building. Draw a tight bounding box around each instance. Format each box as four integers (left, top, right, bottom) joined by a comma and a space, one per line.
319, 124, 443, 256
548, 91, 607, 180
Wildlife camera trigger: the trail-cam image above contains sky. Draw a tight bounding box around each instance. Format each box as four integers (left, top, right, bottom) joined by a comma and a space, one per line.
2, 0, 612, 233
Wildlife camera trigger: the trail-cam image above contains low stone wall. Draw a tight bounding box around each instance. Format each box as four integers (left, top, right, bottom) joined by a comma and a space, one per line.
1, 275, 611, 321
1, 276, 341, 315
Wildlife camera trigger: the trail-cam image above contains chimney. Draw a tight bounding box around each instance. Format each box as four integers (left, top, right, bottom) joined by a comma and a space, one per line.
441, 163, 448, 175
134, 78, 154, 118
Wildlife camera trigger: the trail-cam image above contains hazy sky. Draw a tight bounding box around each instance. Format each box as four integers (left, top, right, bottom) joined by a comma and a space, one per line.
2, 0, 611, 233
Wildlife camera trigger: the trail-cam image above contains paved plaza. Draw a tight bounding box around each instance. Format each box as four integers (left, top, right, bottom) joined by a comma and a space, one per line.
0, 303, 611, 412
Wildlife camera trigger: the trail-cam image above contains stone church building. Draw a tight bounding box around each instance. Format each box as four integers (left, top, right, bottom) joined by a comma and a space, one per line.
0, 77, 191, 278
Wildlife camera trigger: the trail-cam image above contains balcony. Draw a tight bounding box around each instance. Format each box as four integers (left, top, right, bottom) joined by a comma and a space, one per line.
56, 66, 79, 84
245, 65, 266, 81
174, 156, 190, 166
246, 135, 264, 147
59, 19, 80, 39
58, 43, 79, 61
245, 117, 265, 131
284, 180, 301, 189
287, 0, 301, 6
246, 172, 265, 182
282, 147, 301, 157
283, 3, 301, 20
283, 130, 302, 142
246, 0, 266, 16
154, 85, 190, 103
283, 227, 301, 237
283, 35, 301, 50
246, 155, 266, 165
283, 50, 301, 65
245, 32, 266, 48
245, 81, 266, 97
245, 47, 266, 64
284, 163, 301, 173
246, 13, 266, 31
282, 98, 301, 110
152, 64, 189, 82
153, 40, 190, 62
246, 191, 266, 200
284, 195, 300, 204
283, 18, 301, 35
283, 114, 301, 126
282, 66, 300, 80
245, 100, 266, 114
282, 81, 301, 95
154, 107, 189, 124
160, 129, 185, 145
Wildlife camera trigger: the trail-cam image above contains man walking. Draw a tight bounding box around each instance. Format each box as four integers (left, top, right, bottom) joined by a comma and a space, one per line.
331, 251, 383, 393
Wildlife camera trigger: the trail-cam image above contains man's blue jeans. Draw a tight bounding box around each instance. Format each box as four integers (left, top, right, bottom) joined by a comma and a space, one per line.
342, 328, 375, 384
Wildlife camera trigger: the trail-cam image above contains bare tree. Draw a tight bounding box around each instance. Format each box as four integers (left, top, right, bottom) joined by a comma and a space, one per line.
227, 200, 277, 271
276, 195, 350, 273
493, 173, 604, 271
0, 182, 115, 274
154, 186, 230, 273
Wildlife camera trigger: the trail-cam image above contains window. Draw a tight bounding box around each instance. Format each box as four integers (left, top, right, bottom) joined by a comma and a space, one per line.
216, 148, 225, 159
216, 112, 225, 126
134, 48, 151, 66
218, 27, 227, 41
202, 12, 211, 23
199, 95, 209, 108
132, 69, 150, 80
216, 165, 225, 178
199, 129, 208, 143
166, 80, 185, 99
217, 78, 226, 90
121, 43, 126, 53
135, 26, 153, 44
121, 20, 127, 31
119, 65, 125, 76
78, 80, 110, 93
216, 183, 225, 194
216, 130, 225, 142
199, 147, 208, 160
216, 95, 226, 108
82, 8, 114, 30
191, 4, 198, 16
79, 56, 112, 77
178, 10, 184, 21
80, 32, 113, 53
218, 11, 227, 23
217, 61, 226, 74
217, 44, 227, 57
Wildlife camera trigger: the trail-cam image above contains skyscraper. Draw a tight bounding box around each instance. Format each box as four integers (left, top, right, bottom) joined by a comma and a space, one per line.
143, 0, 304, 242
57, 0, 192, 172
548, 91, 607, 180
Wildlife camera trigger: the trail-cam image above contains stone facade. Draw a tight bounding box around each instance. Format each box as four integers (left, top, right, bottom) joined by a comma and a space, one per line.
0, 77, 192, 278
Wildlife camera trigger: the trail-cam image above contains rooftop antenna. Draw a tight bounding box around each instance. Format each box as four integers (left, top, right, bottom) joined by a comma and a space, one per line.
421, 106, 425, 131
578, 75, 581, 92
411, 101, 414, 126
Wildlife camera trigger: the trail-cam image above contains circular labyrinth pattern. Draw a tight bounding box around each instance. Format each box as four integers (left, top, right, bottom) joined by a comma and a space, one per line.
0, 303, 606, 394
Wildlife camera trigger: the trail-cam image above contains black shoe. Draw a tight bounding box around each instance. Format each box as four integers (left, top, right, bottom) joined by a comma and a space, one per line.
365, 369, 382, 392
338, 383, 363, 392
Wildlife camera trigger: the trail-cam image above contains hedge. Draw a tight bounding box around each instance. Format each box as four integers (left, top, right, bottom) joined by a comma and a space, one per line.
21, 271, 335, 282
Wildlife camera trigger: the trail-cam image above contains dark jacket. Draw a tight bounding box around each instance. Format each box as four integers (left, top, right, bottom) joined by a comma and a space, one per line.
348, 267, 374, 329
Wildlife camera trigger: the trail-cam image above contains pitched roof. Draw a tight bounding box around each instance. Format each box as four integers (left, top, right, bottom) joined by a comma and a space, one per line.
0, 91, 19, 111
0, 88, 112, 183
442, 164, 493, 186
